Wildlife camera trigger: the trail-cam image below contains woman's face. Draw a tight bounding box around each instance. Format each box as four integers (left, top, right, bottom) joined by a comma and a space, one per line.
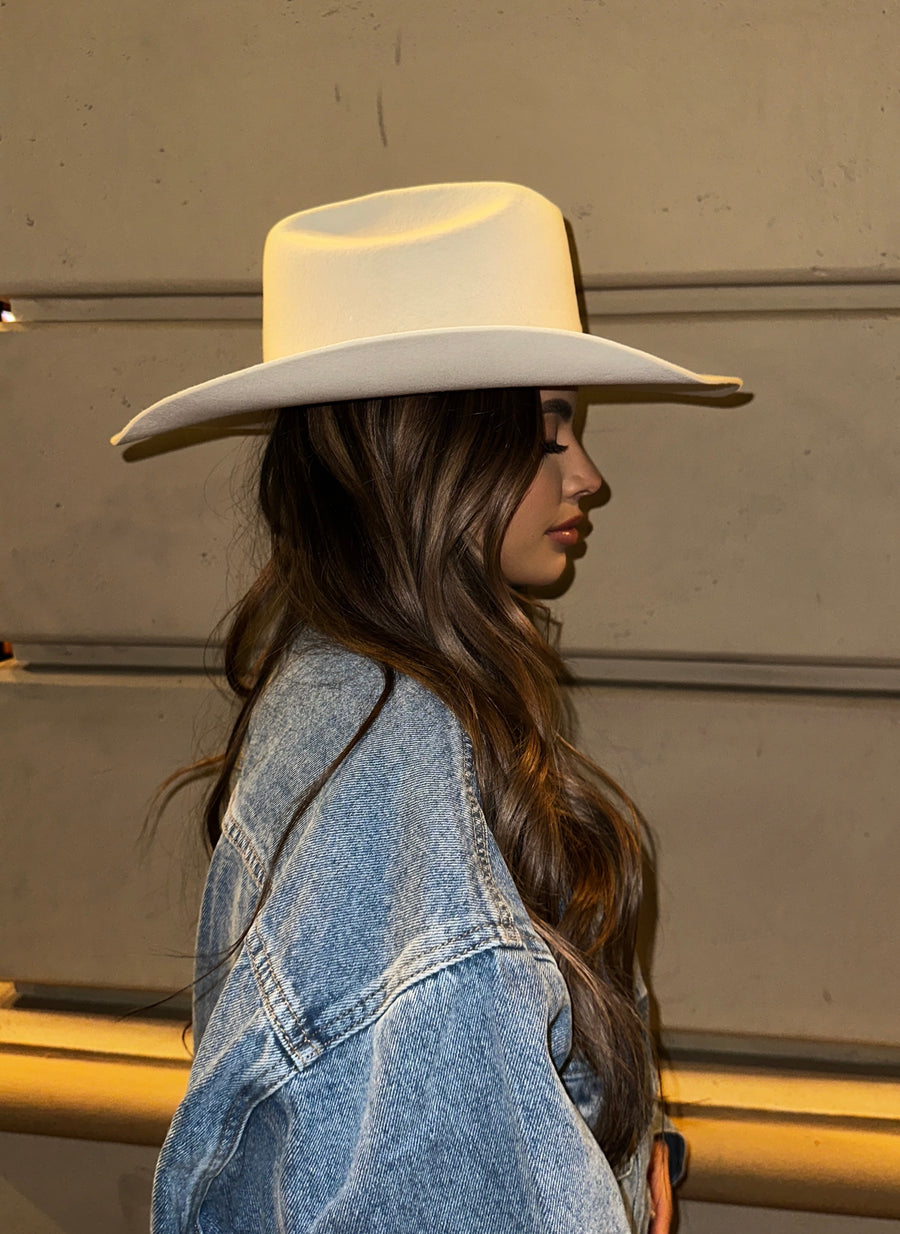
500, 388, 603, 587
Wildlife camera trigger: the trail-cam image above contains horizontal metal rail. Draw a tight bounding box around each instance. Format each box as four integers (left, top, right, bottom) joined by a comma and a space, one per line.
1, 985, 898, 1216
5, 277, 900, 322
7, 649, 900, 696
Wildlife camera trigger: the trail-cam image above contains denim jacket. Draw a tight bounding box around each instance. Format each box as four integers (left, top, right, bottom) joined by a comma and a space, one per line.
151, 636, 667, 1233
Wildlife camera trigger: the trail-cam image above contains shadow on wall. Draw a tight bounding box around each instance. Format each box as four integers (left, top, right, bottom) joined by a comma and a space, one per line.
0, 1132, 158, 1234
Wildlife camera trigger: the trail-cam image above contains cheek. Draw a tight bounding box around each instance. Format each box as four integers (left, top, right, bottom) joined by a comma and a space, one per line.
500, 463, 568, 585
503, 464, 561, 550
519, 462, 561, 523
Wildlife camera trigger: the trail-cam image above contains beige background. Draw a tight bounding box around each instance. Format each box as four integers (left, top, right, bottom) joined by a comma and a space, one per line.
5, 0, 899, 291
2, 0, 898, 1229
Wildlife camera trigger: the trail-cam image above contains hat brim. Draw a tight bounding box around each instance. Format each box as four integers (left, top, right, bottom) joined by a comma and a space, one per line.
111, 325, 741, 446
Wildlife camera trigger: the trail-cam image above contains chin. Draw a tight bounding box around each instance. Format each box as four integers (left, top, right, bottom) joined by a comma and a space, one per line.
513, 558, 569, 588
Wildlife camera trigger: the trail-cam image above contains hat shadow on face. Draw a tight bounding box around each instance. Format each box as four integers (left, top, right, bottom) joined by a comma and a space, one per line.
119, 387, 753, 463
530, 385, 753, 601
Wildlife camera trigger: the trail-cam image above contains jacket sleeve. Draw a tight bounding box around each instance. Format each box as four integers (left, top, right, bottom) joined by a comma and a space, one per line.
195, 943, 633, 1234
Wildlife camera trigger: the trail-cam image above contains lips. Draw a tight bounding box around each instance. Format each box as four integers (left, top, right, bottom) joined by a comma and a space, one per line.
547, 515, 583, 533
545, 514, 585, 547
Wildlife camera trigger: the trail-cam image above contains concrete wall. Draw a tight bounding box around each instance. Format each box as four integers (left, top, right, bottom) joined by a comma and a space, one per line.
3, 1, 898, 1229
5, 0, 898, 291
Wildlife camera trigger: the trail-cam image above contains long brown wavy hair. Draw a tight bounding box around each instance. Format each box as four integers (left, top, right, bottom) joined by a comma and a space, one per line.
192, 385, 653, 1170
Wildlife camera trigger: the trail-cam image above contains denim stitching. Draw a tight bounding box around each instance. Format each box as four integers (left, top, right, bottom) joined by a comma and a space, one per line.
222, 810, 267, 889
317, 920, 506, 1039
249, 911, 518, 1057
247, 926, 321, 1061
251, 954, 310, 1066
321, 936, 523, 1054
189, 941, 540, 1229
460, 731, 517, 937
254, 928, 532, 1066
244, 721, 533, 1057
256, 939, 317, 1052
246, 927, 318, 1056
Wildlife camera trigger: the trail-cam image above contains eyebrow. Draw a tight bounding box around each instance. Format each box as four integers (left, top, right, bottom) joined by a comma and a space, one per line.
541, 397, 574, 423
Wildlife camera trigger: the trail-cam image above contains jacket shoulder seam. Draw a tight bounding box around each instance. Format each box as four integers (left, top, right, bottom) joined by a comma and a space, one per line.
248, 924, 545, 1070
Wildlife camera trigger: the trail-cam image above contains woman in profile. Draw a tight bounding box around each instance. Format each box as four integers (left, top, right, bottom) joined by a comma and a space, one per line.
113, 182, 739, 1233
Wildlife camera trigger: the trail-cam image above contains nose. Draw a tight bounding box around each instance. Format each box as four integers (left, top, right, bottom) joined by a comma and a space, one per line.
565, 442, 603, 501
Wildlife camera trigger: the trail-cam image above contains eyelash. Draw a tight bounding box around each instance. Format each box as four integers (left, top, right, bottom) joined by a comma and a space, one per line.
542, 441, 568, 455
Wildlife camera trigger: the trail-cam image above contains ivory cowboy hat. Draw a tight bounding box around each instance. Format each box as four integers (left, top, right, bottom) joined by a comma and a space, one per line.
111, 182, 740, 446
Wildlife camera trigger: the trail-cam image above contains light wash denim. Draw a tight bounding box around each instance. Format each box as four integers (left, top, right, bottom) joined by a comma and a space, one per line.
152, 635, 671, 1233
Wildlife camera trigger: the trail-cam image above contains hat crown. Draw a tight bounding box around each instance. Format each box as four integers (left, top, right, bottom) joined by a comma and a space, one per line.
262, 182, 583, 361
111, 181, 741, 447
